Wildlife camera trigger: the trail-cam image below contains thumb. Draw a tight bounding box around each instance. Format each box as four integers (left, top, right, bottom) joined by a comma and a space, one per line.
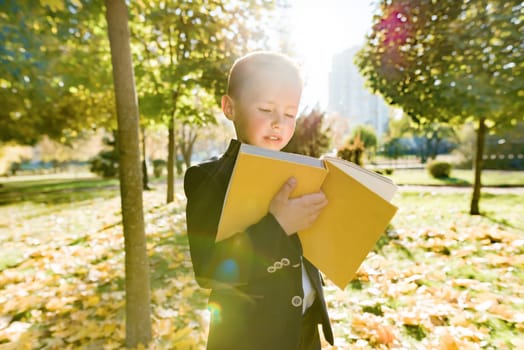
276, 177, 297, 200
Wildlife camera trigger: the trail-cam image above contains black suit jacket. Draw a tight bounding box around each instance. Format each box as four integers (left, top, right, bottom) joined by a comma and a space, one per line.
184, 139, 333, 350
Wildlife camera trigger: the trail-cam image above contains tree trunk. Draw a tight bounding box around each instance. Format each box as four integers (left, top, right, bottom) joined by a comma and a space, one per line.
166, 88, 180, 203
104, 0, 152, 347
141, 126, 150, 190
423, 137, 431, 163
182, 141, 193, 168
166, 112, 175, 203
431, 137, 441, 160
180, 124, 198, 168
470, 117, 486, 215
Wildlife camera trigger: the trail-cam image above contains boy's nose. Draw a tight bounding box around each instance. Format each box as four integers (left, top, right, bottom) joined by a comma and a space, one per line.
270, 111, 284, 126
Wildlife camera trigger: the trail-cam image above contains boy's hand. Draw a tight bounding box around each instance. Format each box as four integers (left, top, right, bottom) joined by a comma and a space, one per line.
269, 177, 328, 235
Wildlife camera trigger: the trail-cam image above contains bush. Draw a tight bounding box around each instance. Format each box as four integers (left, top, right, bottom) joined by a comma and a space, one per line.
337, 134, 365, 166
427, 161, 452, 178
9, 162, 21, 175
89, 150, 119, 178
282, 108, 331, 157
89, 135, 119, 178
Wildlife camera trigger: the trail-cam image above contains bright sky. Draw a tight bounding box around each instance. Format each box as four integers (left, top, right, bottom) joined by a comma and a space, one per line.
288, 0, 377, 109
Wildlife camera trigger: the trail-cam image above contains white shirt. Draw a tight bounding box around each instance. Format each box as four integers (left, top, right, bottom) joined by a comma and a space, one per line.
301, 257, 316, 314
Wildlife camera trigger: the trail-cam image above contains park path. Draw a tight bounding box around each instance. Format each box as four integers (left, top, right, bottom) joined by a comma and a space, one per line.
399, 184, 524, 194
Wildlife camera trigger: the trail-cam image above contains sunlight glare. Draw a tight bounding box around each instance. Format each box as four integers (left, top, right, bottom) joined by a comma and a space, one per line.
288, 0, 375, 109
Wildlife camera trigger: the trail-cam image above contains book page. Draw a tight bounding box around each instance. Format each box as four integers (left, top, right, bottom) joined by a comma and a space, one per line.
241, 143, 324, 168
323, 157, 397, 201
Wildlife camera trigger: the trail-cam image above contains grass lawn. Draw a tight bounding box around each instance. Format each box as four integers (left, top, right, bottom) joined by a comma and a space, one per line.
0, 172, 119, 205
0, 174, 523, 349
386, 168, 524, 186
1, 168, 522, 205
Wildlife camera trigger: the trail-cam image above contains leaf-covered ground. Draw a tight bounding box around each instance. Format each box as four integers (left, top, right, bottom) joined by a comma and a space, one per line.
0, 185, 523, 349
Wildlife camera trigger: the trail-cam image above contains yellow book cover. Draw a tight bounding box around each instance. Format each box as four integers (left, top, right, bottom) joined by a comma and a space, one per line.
216, 144, 398, 289
298, 158, 398, 289
216, 144, 328, 241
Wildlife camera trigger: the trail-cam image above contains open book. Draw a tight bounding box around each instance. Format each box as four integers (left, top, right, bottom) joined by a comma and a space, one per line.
216, 143, 398, 289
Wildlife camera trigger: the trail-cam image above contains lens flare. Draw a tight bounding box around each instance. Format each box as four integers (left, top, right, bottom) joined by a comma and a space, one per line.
208, 302, 222, 323
215, 258, 240, 282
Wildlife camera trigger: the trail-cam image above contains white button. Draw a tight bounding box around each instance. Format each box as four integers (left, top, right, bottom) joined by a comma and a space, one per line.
281, 258, 290, 266
274, 261, 283, 269
291, 295, 303, 307
267, 266, 276, 273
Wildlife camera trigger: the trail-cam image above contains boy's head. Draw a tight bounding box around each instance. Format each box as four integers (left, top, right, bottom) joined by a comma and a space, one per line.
221, 51, 303, 151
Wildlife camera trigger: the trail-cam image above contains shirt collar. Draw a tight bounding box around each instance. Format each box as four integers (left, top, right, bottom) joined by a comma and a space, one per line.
222, 139, 241, 159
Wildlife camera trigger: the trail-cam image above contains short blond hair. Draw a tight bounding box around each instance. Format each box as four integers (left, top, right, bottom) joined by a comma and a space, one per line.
227, 51, 303, 99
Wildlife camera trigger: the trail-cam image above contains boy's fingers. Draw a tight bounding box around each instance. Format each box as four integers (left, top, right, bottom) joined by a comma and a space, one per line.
305, 197, 328, 212
300, 192, 327, 205
314, 197, 328, 208
276, 177, 297, 200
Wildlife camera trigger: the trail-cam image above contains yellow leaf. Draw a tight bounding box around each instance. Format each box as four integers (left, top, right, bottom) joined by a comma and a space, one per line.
170, 327, 193, 342
439, 331, 460, 350
39, 0, 65, 12
170, 338, 198, 349
374, 323, 396, 345
489, 304, 516, 322
181, 286, 195, 299
153, 289, 168, 304
400, 311, 425, 326
155, 319, 172, 336
70, 310, 89, 322
83, 295, 100, 308
101, 322, 117, 336
450, 313, 469, 327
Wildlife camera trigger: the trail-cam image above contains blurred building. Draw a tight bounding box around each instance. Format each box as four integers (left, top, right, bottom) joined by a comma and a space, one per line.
328, 46, 391, 138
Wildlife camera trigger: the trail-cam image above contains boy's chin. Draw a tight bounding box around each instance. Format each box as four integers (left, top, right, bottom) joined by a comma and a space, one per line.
240, 136, 289, 151
259, 140, 287, 151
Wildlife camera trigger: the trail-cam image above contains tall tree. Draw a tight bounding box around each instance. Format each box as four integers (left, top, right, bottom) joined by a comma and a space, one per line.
0, 0, 62, 144
349, 124, 378, 161
357, 0, 523, 214
1, 0, 285, 202
129, 0, 278, 203
0, 0, 115, 145
388, 113, 457, 162
175, 87, 218, 170
104, 0, 152, 347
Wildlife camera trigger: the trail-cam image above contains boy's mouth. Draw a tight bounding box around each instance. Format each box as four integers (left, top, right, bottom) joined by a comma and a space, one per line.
265, 135, 281, 142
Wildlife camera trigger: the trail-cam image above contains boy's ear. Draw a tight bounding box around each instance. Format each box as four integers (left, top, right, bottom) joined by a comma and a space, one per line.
221, 95, 234, 121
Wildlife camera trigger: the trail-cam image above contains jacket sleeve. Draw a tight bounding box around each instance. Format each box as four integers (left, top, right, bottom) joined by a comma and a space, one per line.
184, 164, 302, 290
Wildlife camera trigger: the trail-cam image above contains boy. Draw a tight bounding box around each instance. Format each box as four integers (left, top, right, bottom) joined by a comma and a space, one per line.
184, 52, 334, 350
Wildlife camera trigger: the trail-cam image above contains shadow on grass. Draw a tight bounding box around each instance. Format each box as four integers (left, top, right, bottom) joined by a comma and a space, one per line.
148, 231, 208, 313
373, 225, 414, 260
0, 249, 26, 271
0, 186, 120, 206
0, 177, 168, 206
479, 193, 524, 232
482, 213, 519, 230
437, 176, 470, 186
0, 178, 117, 193
148, 231, 192, 288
